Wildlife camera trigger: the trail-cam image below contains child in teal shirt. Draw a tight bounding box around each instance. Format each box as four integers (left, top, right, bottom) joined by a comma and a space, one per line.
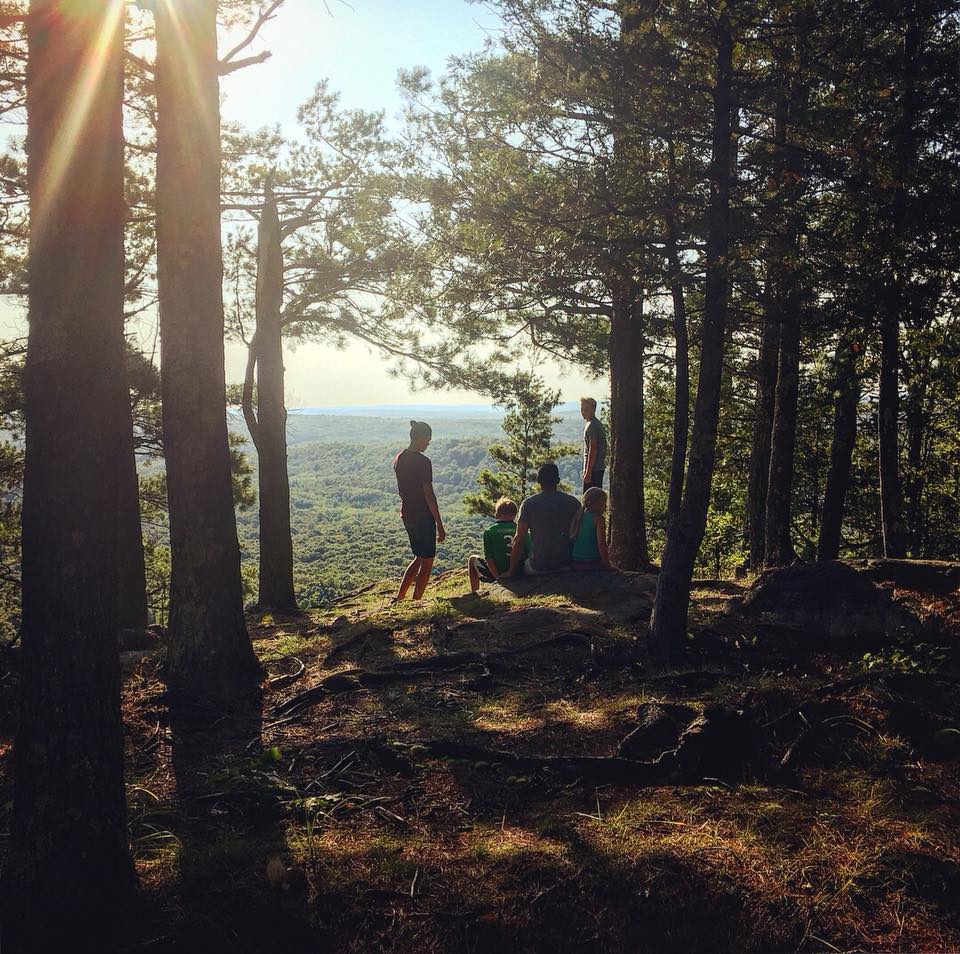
468, 498, 529, 591
570, 487, 613, 571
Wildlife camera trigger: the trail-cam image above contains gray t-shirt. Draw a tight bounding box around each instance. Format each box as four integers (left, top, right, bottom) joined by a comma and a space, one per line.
583, 418, 607, 472
518, 489, 581, 573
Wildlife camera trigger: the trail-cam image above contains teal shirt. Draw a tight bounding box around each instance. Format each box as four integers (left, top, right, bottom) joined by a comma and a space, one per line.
572, 510, 601, 562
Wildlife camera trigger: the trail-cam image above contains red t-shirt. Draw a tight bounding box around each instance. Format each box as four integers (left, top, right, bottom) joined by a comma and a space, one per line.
393, 449, 433, 521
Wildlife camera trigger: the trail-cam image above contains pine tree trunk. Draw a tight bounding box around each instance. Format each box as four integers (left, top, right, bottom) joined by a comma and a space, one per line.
117, 381, 149, 631
5, 0, 136, 926
878, 309, 908, 557
904, 388, 927, 552
649, 8, 734, 664
747, 74, 793, 570
817, 338, 860, 561
155, 0, 262, 705
608, 279, 649, 570
878, 7, 920, 559
251, 189, 297, 611
763, 288, 801, 566
763, 63, 810, 568
746, 298, 780, 568
664, 147, 689, 524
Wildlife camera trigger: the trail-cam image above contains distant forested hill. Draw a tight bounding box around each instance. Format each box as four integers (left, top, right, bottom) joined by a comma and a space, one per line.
233, 422, 583, 605
229, 409, 586, 447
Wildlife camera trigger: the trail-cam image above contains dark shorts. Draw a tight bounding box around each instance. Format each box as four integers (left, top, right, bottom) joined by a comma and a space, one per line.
476, 558, 497, 583
403, 516, 436, 558
583, 470, 605, 491
573, 558, 605, 572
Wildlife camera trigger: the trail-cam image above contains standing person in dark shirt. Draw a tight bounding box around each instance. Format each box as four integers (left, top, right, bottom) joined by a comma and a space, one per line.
580, 396, 607, 491
392, 420, 446, 601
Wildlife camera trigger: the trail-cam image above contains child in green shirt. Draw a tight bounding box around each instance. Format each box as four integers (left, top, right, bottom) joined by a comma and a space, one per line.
468, 498, 529, 592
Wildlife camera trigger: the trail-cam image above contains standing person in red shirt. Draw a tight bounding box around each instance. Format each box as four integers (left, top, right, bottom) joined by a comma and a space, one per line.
392, 421, 446, 601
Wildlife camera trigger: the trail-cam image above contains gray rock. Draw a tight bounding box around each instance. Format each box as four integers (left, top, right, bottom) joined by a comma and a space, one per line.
488, 569, 658, 622
119, 626, 163, 651
741, 561, 921, 640
863, 558, 960, 595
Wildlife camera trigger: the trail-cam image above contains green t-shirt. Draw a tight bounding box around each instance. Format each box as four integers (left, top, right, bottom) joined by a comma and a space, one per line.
483, 520, 529, 573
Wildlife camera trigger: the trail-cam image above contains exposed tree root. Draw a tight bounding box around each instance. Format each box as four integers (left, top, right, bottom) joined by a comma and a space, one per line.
322, 627, 390, 667
328, 581, 380, 605
266, 656, 306, 691
274, 632, 591, 716
779, 715, 876, 772
411, 738, 674, 785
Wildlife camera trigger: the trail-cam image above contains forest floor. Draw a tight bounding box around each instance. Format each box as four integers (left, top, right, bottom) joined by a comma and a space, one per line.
6, 568, 960, 953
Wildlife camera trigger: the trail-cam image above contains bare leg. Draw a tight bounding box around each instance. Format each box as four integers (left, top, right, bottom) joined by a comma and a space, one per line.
394, 557, 421, 602
468, 555, 480, 592
412, 557, 435, 600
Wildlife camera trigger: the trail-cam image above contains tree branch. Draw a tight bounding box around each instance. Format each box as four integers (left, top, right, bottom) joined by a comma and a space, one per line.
220, 0, 286, 66
125, 50, 155, 76
219, 50, 272, 76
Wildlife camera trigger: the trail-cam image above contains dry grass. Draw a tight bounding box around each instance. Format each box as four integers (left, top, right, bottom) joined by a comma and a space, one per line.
3, 569, 960, 952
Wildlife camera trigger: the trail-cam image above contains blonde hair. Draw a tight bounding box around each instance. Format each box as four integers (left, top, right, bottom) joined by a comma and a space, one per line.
493, 497, 518, 520
580, 396, 598, 413
570, 487, 607, 539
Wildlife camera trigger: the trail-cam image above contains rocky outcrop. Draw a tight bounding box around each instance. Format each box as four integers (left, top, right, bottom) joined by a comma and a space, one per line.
862, 559, 960, 595
487, 570, 658, 622
741, 561, 921, 640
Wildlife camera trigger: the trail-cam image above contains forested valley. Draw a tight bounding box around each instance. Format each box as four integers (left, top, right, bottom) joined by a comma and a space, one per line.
0, 0, 959, 951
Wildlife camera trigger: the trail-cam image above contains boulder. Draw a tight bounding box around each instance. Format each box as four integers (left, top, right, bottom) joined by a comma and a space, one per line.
618, 702, 696, 759
488, 569, 658, 622
863, 559, 960, 595
119, 625, 164, 651
741, 561, 921, 640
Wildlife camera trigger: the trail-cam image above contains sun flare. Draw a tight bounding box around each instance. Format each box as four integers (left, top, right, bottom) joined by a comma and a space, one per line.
30, 0, 125, 237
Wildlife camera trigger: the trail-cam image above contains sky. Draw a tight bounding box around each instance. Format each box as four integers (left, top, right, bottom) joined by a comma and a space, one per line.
215, 0, 605, 407
0, 1, 605, 409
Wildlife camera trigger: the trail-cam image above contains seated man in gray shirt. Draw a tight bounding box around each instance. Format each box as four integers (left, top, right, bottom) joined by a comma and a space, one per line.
507, 462, 581, 575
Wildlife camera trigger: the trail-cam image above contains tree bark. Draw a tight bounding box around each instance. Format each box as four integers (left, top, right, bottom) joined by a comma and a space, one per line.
904, 384, 927, 552
664, 142, 689, 524
649, 7, 734, 663
117, 377, 149, 631
878, 6, 920, 559
746, 295, 780, 568
155, 0, 262, 705
5, 0, 136, 927
608, 278, 649, 570
763, 286, 801, 566
763, 58, 810, 568
817, 337, 860, 561
248, 186, 297, 611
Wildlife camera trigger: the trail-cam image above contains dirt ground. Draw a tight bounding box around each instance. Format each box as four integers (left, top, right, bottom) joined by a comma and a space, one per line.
5, 569, 960, 952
